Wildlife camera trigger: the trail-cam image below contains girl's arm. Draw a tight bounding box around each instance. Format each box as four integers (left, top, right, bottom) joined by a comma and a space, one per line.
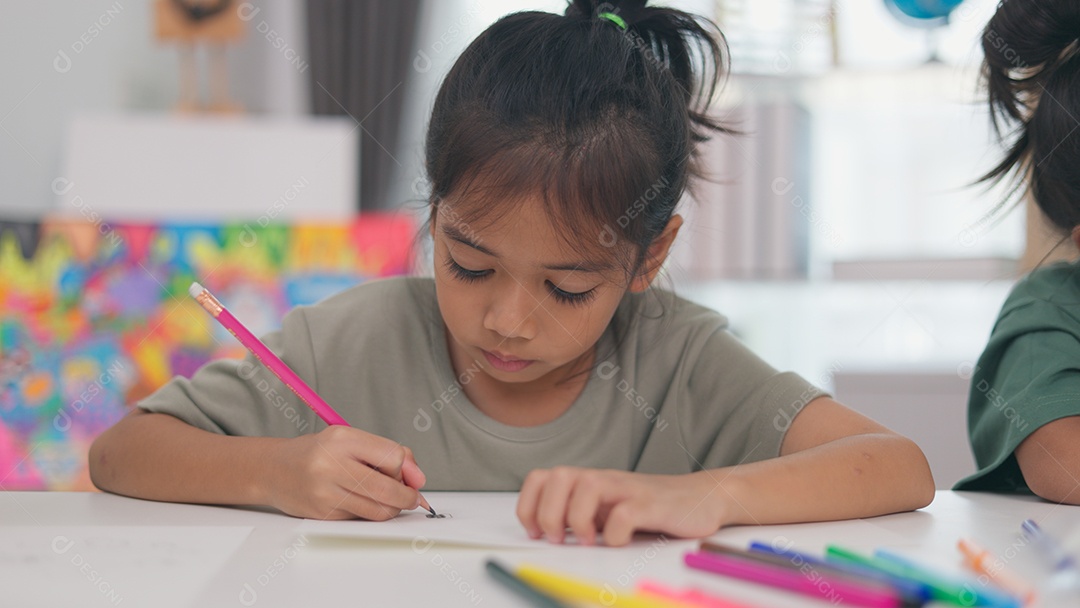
89, 408, 426, 520
516, 397, 936, 546
703, 397, 934, 524
1014, 416, 1080, 505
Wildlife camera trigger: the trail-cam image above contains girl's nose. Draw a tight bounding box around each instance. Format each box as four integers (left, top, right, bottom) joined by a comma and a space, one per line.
483, 282, 537, 340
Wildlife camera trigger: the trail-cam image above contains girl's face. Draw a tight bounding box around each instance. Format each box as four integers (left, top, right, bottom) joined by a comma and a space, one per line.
431, 194, 631, 387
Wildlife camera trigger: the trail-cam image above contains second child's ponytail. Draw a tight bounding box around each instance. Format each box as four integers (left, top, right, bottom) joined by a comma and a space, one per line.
981, 0, 1080, 234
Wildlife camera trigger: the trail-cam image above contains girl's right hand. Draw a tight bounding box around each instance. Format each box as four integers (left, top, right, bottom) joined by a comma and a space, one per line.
261, 425, 427, 521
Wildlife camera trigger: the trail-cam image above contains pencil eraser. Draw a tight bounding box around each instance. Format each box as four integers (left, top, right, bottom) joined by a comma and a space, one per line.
188, 282, 204, 299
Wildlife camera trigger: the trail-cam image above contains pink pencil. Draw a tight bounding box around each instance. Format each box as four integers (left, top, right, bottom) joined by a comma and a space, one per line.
189, 281, 348, 425
684, 551, 909, 608
188, 281, 435, 515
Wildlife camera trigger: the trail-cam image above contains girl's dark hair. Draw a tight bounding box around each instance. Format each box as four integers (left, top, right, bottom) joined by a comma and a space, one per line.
424, 0, 730, 275
980, 0, 1080, 235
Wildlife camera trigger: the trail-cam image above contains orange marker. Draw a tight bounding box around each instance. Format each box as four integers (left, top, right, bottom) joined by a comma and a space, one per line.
958, 538, 1036, 605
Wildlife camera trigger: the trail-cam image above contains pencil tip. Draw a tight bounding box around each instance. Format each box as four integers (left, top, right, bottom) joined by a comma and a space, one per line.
418, 494, 435, 516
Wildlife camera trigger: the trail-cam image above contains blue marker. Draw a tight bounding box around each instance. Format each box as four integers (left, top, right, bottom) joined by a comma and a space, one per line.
1021, 519, 1078, 574
748, 541, 930, 603
873, 549, 1022, 608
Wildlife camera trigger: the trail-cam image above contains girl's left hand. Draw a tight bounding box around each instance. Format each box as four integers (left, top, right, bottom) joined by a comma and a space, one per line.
516, 467, 724, 547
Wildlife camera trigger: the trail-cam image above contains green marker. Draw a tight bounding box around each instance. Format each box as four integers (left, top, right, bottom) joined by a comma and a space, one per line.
485, 559, 570, 608
873, 549, 1020, 608
825, 546, 1020, 608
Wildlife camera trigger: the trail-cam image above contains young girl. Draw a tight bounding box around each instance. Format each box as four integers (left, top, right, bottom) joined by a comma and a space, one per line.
954, 0, 1080, 505
90, 0, 934, 546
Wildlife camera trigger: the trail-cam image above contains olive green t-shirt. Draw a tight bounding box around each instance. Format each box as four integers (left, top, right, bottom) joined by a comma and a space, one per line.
955, 261, 1080, 493
139, 277, 826, 490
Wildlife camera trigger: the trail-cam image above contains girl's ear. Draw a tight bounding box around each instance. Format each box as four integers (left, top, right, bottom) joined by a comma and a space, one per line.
629, 214, 684, 293
1072, 225, 1080, 252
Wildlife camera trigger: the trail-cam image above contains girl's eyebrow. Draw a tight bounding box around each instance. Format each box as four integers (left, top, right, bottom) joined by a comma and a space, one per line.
441, 225, 614, 274
545, 260, 614, 273
443, 225, 496, 256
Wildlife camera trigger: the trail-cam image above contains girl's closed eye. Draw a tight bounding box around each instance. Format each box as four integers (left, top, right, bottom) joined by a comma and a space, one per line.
445, 256, 598, 306
445, 257, 490, 282
548, 283, 597, 307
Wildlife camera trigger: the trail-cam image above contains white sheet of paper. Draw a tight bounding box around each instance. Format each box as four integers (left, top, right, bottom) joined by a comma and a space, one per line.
3, 525, 253, 607
297, 492, 544, 549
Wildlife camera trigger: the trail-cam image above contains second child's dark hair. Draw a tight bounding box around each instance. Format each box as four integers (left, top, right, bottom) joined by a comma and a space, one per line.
424, 0, 730, 275
980, 0, 1080, 235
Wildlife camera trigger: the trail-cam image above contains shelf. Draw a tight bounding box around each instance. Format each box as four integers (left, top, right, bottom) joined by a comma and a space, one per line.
672, 277, 1014, 390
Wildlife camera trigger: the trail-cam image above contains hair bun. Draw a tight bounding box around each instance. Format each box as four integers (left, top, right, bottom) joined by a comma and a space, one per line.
565, 0, 647, 22
984, 1, 1080, 126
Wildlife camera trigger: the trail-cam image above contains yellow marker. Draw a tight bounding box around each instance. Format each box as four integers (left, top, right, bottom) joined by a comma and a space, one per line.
516, 565, 688, 608
958, 538, 1037, 605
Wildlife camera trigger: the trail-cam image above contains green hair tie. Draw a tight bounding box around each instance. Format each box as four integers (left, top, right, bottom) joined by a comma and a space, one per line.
598, 11, 627, 31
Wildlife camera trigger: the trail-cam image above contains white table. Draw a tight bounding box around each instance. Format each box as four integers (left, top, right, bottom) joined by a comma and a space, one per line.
2, 491, 1078, 607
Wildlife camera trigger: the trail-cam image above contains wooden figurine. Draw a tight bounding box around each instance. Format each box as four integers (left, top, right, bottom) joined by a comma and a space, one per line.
154, 0, 245, 113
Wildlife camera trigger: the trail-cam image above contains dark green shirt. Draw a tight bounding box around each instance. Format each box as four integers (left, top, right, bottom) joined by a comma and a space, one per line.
954, 261, 1080, 493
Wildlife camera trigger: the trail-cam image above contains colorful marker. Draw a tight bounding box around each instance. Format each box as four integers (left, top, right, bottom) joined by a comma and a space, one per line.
958, 538, 1036, 605
825, 546, 1019, 608
485, 560, 570, 608
685, 550, 915, 608
872, 549, 1022, 608
636, 578, 761, 608
516, 564, 683, 608
744, 541, 930, 602
1021, 519, 1078, 574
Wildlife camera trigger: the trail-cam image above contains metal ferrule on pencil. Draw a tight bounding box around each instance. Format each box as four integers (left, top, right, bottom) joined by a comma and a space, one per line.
189, 282, 223, 317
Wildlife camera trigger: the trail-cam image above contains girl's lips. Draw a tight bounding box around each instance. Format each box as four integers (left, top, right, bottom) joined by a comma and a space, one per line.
481, 349, 535, 372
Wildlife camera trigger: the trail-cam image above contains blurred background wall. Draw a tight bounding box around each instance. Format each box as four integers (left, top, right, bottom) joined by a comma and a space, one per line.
0, 0, 1042, 487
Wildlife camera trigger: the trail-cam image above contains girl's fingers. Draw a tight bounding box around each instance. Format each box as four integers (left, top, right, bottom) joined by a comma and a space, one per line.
337, 427, 409, 481
332, 486, 403, 521
535, 467, 580, 543
284, 428, 419, 521
400, 446, 427, 490
338, 432, 423, 510
321, 509, 355, 520
516, 469, 549, 538
339, 462, 419, 511
565, 478, 604, 546
365, 446, 408, 481
599, 499, 648, 547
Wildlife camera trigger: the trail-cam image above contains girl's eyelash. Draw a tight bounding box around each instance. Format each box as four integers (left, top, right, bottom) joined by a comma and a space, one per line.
445, 257, 597, 306
549, 283, 596, 307
445, 258, 490, 282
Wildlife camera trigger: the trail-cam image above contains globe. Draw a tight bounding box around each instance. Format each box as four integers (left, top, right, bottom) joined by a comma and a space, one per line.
887, 0, 965, 23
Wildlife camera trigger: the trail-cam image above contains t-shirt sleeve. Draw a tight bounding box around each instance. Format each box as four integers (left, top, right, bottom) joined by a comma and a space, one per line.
681, 328, 829, 469
959, 328, 1080, 492
136, 305, 320, 438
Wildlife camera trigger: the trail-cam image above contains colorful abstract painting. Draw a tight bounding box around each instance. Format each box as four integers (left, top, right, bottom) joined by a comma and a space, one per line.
0, 214, 416, 491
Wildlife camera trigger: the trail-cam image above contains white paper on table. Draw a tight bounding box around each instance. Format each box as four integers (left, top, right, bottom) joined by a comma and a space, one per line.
2, 525, 253, 608
297, 492, 545, 549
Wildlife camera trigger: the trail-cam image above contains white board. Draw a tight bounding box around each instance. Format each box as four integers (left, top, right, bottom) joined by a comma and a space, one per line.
56, 113, 357, 221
